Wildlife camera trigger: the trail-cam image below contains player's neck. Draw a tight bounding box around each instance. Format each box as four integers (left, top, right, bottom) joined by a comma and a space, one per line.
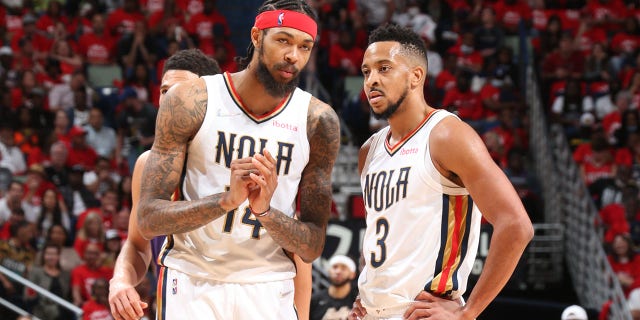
231, 69, 290, 115
328, 283, 352, 299
387, 98, 432, 144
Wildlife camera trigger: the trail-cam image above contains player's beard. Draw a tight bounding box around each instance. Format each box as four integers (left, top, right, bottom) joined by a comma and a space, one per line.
371, 86, 408, 120
256, 45, 300, 98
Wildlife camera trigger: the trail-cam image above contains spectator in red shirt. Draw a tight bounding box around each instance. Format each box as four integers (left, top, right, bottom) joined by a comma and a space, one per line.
574, 16, 609, 57
106, 0, 145, 40
177, 0, 205, 18
213, 41, 238, 73
66, 126, 98, 171
148, 0, 185, 39
10, 13, 51, 64
581, 135, 617, 187
541, 32, 585, 83
73, 210, 105, 259
583, 0, 627, 33
35, 1, 68, 37
328, 27, 364, 106
448, 30, 484, 74
75, 189, 120, 232
82, 277, 113, 320
434, 54, 458, 105
71, 242, 112, 307
531, 0, 554, 33
77, 14, 116, 65
610, 17, 640, 74
442, 71, 485, 130
483, 107, 528, 167
49, 39, 83, 77
141, 0, 166, 15
607, 233, 640, 296
492, 0, 532, 35
185, 0, 230, 56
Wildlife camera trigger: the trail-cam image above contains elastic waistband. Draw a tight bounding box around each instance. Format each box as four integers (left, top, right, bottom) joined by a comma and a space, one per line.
363, 303, 412, 319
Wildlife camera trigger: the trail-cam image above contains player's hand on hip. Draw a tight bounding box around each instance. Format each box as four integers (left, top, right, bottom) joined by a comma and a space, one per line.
248, 149, 278, 213
403, 291, 465, 320
108, 280, 148, 320
348, 296, 367, 320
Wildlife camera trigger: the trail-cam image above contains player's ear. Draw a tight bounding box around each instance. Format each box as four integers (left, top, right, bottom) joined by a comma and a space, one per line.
410, 65, 425, 89
251, 27, 262, 48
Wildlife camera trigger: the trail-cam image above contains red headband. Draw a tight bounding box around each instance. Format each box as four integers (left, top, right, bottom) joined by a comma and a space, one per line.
254, 10, 317, 41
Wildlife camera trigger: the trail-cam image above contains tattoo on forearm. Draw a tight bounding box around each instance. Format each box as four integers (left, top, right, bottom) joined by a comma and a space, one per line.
259, 208, 326, 261
260, 98, 341, 261
137, 81, 225, 236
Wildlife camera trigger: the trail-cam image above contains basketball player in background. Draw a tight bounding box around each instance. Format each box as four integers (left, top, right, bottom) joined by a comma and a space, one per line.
108, 48, 313, 319
135, 1, 340, 319
349, 24, 533, 320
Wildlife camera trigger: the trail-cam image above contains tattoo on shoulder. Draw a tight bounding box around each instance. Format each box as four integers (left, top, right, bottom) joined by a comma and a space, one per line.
156, 81, 207, 147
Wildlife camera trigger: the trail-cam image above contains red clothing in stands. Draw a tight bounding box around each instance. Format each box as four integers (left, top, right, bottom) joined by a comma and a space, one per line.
557, 9, 582, 33
448, 45, 484, 72
67, 146, 98, 171
148, 11, 185, 32
328, 44, 364, 75
442, 88, 484, 121
177, 0, 204, 17
71, 264, 113, 302
582, 160, 615, 186
492, 0, 532, 31
435, 70, 456, 92
35, 14, 69, 35
185, 10, 230, 55
607, 254, 640, 296
532, 9, 554, 31
583, 0, 627, 32
542, 51, 585, 80
78, 33, 115, 65
611, 33, 640, 55
576, 26, 608, 56
140, 0, 165, 14
105, 9, 145, 38
478, 83, 500, 119
82, 300, 113, 320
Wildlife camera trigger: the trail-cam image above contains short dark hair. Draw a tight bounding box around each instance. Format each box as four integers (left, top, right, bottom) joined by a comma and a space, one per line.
162, 49, 221, 76
368, 24, 428, 68
235, 0, 318, 70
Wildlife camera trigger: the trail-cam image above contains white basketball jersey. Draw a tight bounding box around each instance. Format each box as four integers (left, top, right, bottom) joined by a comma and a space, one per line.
159, 73, 310, 283
358, 110, 482, 314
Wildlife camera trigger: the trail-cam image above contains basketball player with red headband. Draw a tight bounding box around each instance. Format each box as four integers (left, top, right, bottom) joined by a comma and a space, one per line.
135, 1, 340, 319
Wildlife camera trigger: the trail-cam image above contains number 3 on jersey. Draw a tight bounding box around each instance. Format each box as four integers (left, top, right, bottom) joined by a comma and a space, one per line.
371, 218, 389, 268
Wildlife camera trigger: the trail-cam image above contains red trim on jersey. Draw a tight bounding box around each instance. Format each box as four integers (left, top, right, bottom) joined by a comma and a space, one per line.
437, 195, 464, 293
384, 109, 438, 155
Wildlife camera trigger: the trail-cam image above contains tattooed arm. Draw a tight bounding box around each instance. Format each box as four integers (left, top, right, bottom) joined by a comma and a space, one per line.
136, 78, 255, 239
252, 97, 340, 262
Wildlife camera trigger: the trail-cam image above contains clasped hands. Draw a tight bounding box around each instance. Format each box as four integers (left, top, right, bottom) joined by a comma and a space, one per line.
227, 149, 278, 214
